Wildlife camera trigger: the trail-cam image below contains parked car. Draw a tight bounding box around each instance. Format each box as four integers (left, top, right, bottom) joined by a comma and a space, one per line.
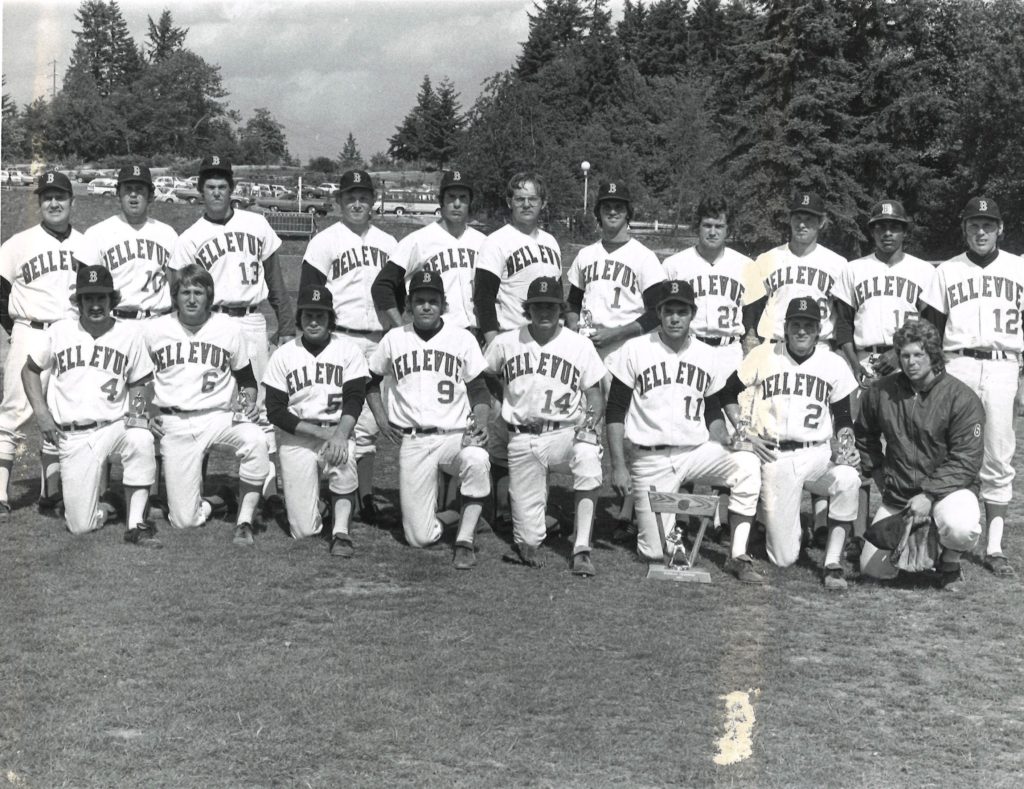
153, 176, 175, 190
5, 169, 32, 186
377, 189, 440, 216
88, 177, 118, 196
255, 193, 332, 215
74, 168, 103, 183
153, 186, 181, 203
317, 183, 339, 197
174, 186, 202, 204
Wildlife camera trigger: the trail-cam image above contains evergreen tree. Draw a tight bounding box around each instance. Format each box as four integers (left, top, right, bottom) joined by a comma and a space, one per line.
388, 75, 438, 163
429, 78, 465, 169
239, 108, 291, 164
1, 77, 27, 161
145, 9, 188, 62
516, 0, 589, 79
66, 1, 142, 95
338, 133, 365, 170
307, 156, 337, 174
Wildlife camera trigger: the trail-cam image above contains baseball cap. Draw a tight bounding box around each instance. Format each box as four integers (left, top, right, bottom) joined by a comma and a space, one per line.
960, 196, 1001, 222
439, 170, 473, 200
409, 269, 445, 296
595, 181, 631, 206
198, 155, 232, 179
34, 170, 73, 195
76, 265, 115, 295
867, 199, 909, 226
785, 297, 821, 322
295, 285, 333, 311
789, 191, 826, 216
117, 165, 153, 188
523, 277, 563, 304
338, 170, 374, 194
656, 280, 696, 309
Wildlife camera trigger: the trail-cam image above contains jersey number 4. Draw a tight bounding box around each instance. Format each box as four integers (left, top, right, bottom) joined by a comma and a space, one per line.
101, 378, 120, 402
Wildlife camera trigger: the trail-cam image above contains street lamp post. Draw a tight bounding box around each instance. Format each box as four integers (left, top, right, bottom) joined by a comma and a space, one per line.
581, 161, 591, 216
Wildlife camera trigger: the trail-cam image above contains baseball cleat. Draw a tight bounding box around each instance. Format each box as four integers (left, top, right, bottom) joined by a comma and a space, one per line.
570, 550, 596, 577
453, 542, 477, 570
502, 542, 543, 568
611, 520, 637, 543
99, 490, 126, 523
727, 554, 767, 585
124, 522, 162, 549
937, 562, 965, 592
232, 522, 254, 546
823, 563, 847, 591
0, 500, 11, 519
984, 553, 1015, 577
330, 534, 354, 558
37, 493, 65, 519
358, 495, 378, 525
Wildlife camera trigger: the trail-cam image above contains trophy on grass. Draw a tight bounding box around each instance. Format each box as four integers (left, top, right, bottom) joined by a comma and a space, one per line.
575, 405, 600, 445
232, 390, 254, 424
578, 308, 596, 339
124, 391, 149, 429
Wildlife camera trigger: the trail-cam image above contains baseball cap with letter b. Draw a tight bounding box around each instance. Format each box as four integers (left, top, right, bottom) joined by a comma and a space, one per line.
524, 277, 563, 304
960, 196, 1001, 222
76, 265, 115, 295
439, 170, 473, 200
35, 170, 73, 195
657, 280, 696, 309
789, 190, 826, 217
785, 297, 821, 322
198, 155, 233, 179
296, 285, 334, 311
117, 165, 153, 188
867, 199, 909, 226
409, 269, 445, 297
595, 181, 632, 206
338, 170, 374, 194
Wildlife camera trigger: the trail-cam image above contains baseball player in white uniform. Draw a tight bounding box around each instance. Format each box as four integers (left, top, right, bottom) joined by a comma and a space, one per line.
365, 271, 491, 566
605, 281, 765, 583
718, 298, 861, 589
263, 285, 369, 555
833, 199, 935, 385
22, 265, 159, 545
300, 169, 398, 524
484, 277, 605, 576
746, 191, 848, 344
171, 156, 293, 496
921, 196, 1024, 577
372, 170, 484, 334
0, 170, 101, 516
145, 264, 270, 546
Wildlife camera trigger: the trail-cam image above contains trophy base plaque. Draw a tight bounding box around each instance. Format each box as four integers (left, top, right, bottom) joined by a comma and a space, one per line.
124, 415, 149, 429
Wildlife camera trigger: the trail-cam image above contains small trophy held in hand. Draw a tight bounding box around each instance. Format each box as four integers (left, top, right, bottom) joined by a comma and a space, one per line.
730, 396, 756, 452
232, 390, 254, 424
578, 309, 596, 339
574, 405, 600, 445
462, 413, 483, 448
834, 427, 859, 467
124, 391, 149, 429
860, 352, 881, 387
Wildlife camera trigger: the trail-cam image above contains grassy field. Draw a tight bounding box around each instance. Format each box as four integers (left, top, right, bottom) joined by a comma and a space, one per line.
2, 191, 1024, 788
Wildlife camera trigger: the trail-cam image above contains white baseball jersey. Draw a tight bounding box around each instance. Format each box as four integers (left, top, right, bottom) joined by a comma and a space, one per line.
566, 238, 665, 327
832, 252, 935, 347
922, 250, 1024, 354
85, 215, 176, 312
369, 323, 487, 430
171, 210, 281, 306
606, 333, 724, 447
476, 224, 562, 330
0, 225, 101, 323
145, 313, 250, 410
263, 335, 369, 423
662, 246, 754, 340
736, 342, 858, 443
747, 243, 847, 342
484, 326, 605, 425
303, 222, 398, 331
391, 221, 486, 329
30, 318, 153, 424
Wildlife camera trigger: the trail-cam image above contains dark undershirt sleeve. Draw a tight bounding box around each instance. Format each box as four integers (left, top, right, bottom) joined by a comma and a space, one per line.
830, 395, 853, 432
466, 376, 490, 409
372, 261, 406, 313
265, 385, 300, 434
605, 376, 634, 424
635, 283, 662, 333
366, 371, 385, 397
341, 377, 367, 420
717, 371, 746, 408
920, 304, 947, 340
473, 270, 501, 333
745, 296, 766, 337
833, 299, 856, 347
567, 285, 584, 315
231, 364, 257, 390
0, 277, 12, 335
704, 392, 723, 427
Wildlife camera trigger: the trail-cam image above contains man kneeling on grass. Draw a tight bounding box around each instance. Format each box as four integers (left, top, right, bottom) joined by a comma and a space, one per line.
855, 320, 984, 591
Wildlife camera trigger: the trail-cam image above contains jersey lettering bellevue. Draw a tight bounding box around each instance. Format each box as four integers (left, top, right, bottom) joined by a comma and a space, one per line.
923, 251, 1024, 354
30, 318, 153, 424
606, 333, 723, 447
476, 224, 562, 330
567, 238, 666, 327
86, 215, 176, 312
484, 326, 605, 425
145, 313, 249, 410
737, 342, 858, 443
263, 336, 369, 423
662, 246, 754, 339
369, 323, 486, 430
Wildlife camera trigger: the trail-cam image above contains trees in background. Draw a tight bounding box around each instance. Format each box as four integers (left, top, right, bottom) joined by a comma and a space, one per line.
338, 132, 365, 170
388, 75, 465, 170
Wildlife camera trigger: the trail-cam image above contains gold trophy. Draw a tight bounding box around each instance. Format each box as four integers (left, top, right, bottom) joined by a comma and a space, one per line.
574, 405, 600, 445
124, 391, 149, 429
232, 390, 254, 424
578, 309, 596, 339
730, 392, 756, 452
664, 521, 688, 565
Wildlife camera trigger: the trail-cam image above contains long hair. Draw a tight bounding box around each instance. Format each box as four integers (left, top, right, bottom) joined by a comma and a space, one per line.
893, 319, 944, 373
506, 171, 547, 202
172, 263, 215, 306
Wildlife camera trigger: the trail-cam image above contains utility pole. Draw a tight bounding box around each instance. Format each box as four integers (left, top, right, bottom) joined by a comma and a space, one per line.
48, 60, 57, 98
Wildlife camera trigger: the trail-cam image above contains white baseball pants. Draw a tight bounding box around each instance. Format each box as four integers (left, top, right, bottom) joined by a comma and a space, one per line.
0, 322, 53, 459
276, 430, 358, 539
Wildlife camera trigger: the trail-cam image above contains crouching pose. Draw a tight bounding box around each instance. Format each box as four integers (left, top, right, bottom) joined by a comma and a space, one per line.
145, 264, 269, 545
719, 297, 861, 589
484, 276, 606, 575
605, 281, 764, 583
855, 320, 984, 590
23, 266, 158, 544
366, 271, 491, 565
263, 285, 368, 554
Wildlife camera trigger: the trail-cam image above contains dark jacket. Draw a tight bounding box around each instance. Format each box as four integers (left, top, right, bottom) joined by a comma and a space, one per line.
854, 370, 984, 508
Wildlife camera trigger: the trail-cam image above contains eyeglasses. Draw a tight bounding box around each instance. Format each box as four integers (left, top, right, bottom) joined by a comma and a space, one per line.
511, 196, 541, 206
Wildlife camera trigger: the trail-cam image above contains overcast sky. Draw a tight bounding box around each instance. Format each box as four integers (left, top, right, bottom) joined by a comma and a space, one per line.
2, 0, 619, 162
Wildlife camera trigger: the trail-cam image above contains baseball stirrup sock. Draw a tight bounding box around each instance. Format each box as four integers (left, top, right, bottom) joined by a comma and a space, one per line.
823, 523, 850, 567
730, 517, 752, 559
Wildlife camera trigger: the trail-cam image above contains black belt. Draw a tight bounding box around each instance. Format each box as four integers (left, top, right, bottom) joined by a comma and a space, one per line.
698, 336, 739, 347
114, 307, 172, 319
159, 406, 218, 415
212, 305, 259, 316
58, 419, 115, 432
509, 421, 574, 435
337, 327, 381, 335
861, 344, 891, 354
634, 444, 673, 451
396, 425, 460, 436
22, 320, 52, 330
762, 438, 826, 451
958, 348, 1019, 361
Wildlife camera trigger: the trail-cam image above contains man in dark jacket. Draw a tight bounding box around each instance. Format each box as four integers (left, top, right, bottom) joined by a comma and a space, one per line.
855, 320, 984, 589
